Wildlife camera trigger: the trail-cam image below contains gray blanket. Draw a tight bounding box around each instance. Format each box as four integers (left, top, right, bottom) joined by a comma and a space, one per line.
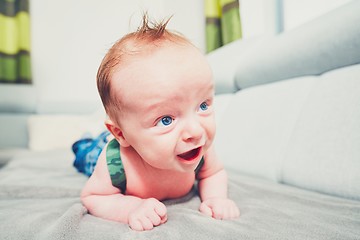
0, 149, 359, 240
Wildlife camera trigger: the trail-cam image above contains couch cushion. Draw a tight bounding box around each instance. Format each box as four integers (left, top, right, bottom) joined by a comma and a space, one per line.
281, 64, 360, 201
214, 76, 315, 182
233, 0, 360, 90
206, 37, 265, 94
28, 110, 106, 151
0, 114, 30, 149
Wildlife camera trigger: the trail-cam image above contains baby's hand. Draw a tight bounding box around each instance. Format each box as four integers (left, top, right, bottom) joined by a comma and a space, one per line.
199, 198, 240, 220
128, 198, 167, 231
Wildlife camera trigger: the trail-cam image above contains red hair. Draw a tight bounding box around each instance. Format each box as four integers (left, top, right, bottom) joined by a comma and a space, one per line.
97, 13, 192, 126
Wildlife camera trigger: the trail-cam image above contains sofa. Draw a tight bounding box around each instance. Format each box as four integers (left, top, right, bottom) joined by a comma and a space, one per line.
209, 0, 360, 201
0, 1, 359, 239
207, 0, 360, 237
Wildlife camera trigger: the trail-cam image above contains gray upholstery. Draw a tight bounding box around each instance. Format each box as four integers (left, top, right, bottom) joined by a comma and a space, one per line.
0, 114, 29, 149
210, 0, 360, 200
208, 1, 360, 92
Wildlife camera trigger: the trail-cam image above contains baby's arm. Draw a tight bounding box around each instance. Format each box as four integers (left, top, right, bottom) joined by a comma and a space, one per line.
197, 145, 240, 219
81, 148, 167, 231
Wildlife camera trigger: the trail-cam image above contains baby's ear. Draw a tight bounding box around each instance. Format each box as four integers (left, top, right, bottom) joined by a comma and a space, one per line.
105, 119, 130, 147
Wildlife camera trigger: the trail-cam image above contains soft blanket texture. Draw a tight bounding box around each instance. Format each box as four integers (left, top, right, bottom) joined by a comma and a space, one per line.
0, 149, 359, 240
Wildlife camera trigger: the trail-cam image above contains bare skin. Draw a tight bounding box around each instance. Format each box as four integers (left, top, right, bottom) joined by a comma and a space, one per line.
81, 43, 239, 231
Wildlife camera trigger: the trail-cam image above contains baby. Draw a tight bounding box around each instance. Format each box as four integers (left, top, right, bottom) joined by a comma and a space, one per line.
81, 14, 240, 231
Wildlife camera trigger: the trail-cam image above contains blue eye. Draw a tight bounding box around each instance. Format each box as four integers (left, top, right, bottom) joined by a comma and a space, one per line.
156, 116, 173, 127
199, 102, 208, 111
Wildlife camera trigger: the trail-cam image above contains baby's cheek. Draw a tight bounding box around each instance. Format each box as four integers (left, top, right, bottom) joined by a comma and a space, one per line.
206, 118, 217, 141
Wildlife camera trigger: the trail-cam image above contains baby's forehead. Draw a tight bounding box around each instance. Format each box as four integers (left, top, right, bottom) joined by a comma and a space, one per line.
121, 39, 194, 60
113, 42, 205, 80
110, 43, 212, 107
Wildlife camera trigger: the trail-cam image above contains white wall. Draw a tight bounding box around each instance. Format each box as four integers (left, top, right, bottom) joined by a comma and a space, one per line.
240, 0, 353, 38
283, 0, 353, 30
30, 0, 205, 114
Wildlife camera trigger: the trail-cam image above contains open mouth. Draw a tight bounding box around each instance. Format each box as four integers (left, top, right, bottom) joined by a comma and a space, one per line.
177, 147, 201, 161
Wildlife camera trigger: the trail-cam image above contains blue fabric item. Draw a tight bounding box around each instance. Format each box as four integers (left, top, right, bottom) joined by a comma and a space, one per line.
72, 130, 110, 176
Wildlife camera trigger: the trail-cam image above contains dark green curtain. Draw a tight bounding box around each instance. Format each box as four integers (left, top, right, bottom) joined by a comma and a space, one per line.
205, 0, 242, 53
0, 0, 32, 84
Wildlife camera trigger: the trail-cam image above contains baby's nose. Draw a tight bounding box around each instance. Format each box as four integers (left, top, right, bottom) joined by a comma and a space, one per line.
182, 119, 203, 143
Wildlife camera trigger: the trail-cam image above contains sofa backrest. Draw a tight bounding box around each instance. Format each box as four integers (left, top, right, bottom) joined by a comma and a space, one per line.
208, 0, 360, 93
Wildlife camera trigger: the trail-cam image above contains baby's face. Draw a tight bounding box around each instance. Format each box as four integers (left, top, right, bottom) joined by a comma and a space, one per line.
111, 43, 215, 172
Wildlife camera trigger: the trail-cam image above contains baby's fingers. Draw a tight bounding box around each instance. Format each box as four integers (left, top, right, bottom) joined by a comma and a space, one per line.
129, 219, 145, 231
147, 210, 162, 226
199, 199, 240, 220
154, 201, 168, 223
199, 202, 213, 217
139, 216, 155, 231
129, 214, 156, 231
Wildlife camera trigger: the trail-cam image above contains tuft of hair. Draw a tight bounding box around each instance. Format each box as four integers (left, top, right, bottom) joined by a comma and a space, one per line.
136, 12, 172, 39
97, 13, 192, 126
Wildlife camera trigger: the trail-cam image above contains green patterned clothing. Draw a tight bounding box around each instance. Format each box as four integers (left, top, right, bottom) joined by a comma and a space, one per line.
106, 139, 126, 193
